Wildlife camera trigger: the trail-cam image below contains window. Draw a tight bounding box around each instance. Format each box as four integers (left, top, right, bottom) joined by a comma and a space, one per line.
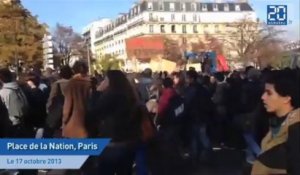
193, 25, 198, 33
202, 4, 208, 11
149, 13, 153, 20
224, 4, 229, 11
215, 24, 220, 33
160, 17, 164, 22
181, 3, 186, 11
134, 7, 137, 15
149, 25, 154, 33
137, 6, 140, 14
213, 4, 218, 11
182, 25, 186, 33
171, 25, 176, 33
235, 4, 240, 11
191, 3, 197, 11
171, 14, 175, 21
148, 2, 153, 10
131, 9, 134, 16
182, 14, 186, 22
159, 2, 164, 11
170, 3, 175, 11
160, 25, 165, 33
193, 14, 197, 22
203, 24, 209, 33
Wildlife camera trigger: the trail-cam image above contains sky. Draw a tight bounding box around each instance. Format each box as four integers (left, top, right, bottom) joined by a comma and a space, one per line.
22, 0, 300, 40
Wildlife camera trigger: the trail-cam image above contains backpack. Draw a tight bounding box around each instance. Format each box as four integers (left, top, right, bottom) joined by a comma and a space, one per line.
1, 87, 29, 123
165, 94, 185, 125
46, 83, 64, 130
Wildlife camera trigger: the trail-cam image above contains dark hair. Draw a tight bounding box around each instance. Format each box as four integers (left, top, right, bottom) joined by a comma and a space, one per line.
245, 66, 255, 74
26, 72, 41, 87
171, 72, 180, 78
143, 68, 152, 78
0, 68, 13, 83
163, 77, 174, 88
213, 72, 225, 82
59, 65, 73, 79
186, 70, 198, 81
266, 69, 300, 108
73, 61, 88, 75
202, 75, 211, 85
106, 70, 138, 104
163, 71, 168, 77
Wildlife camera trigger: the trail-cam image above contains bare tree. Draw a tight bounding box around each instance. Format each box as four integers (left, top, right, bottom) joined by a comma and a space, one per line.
52, 23, 86, 65
225, 16, 285, 67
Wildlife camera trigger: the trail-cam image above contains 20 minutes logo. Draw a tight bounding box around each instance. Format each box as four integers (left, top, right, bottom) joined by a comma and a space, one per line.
267, 5, 287, 25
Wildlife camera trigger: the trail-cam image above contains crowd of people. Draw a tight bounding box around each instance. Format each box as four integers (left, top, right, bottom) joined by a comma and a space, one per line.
0, 61, 299, 175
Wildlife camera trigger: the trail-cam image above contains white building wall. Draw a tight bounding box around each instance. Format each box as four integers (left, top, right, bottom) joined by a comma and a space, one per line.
82, 19, 112, 54
93, 6, 256, 60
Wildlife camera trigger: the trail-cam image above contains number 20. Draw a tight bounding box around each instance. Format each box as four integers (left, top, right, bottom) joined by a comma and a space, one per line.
268, 6, 286, 21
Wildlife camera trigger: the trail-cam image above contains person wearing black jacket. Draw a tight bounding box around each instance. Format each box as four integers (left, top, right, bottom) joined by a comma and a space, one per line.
88, 70, 141, 175
252, 69, 300, 175
184, 70, 213, 163
25, 73, 47, 130
0, 98, 9, 137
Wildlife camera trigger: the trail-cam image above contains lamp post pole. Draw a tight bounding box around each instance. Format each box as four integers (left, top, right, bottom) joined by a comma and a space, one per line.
87, 43, 91, 75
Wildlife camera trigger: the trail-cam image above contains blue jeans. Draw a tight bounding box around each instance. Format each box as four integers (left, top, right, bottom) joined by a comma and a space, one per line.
190, 124, 211, 160
135, 143, 148, 175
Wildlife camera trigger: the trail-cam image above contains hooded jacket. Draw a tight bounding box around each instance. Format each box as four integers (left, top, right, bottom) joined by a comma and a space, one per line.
0, 82, 28, 125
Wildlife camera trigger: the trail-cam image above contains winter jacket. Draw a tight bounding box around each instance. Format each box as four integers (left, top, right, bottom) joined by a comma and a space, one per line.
158, 88, 177, 118
137, 77, 153, 102
88, 91, 140, 142
184, 83, 213, 123
0, 82, 28, 125
46, 79, 69, 111
62, 74, 91, 138
252, 108, 300, 175
26, 87, 47, 128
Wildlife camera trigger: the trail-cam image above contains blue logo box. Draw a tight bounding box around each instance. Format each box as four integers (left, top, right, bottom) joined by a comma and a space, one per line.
267, 5, 287, 25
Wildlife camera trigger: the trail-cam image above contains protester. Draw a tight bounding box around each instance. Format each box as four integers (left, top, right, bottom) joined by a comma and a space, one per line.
171, 71, 185, 96
89, 70, 141, 174
45, 65, 73, 138
252, 69, 300, 175
62, 61, 91, 138
25, 73, 47, 130
0, 68, 30, 138
184, 70, 213, 163
137, 68, 153, 103
47, 65, 73, 109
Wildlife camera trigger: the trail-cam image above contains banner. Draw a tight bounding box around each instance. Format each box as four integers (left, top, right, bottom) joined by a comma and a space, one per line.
0, 139, 110, 169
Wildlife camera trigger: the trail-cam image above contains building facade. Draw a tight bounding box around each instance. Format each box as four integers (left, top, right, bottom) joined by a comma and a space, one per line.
93, 0, 256, 69
82, 19, 112, 55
